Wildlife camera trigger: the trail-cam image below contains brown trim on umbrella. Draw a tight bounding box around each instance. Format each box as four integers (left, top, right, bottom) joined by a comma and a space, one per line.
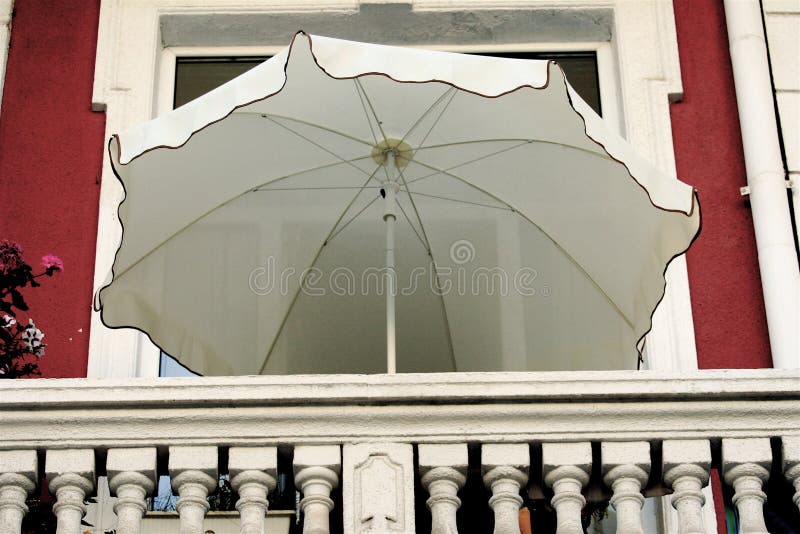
636, 192, 703, 368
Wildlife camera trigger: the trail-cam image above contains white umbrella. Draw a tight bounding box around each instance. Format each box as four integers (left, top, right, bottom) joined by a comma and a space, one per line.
99, 33, 700, 376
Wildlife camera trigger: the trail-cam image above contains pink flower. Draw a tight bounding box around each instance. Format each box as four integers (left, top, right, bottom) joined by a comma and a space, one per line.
41, 254, 64, 273
0, 240, 24, 274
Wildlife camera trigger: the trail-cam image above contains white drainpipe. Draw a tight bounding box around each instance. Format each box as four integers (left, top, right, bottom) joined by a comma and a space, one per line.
723, 0, 800, 368
0, 1, 14, 118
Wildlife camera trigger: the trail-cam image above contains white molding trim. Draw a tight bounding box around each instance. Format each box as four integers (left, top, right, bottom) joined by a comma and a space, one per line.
89, 0, 694, 378
1, 369, 798, 447
0, 0, 13, 118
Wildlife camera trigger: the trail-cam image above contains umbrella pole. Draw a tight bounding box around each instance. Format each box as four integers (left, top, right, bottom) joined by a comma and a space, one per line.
383, 153, 400, 374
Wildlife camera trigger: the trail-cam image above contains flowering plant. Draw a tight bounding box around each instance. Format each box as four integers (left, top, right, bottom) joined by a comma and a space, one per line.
0, 240, 62, 378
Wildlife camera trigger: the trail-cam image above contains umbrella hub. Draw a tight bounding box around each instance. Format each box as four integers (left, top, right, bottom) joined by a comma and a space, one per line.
371, 138, 414, 169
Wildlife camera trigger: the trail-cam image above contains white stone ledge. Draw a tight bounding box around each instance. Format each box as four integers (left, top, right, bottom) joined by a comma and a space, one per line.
0, 370, 797, 449
1, 369, 799, 407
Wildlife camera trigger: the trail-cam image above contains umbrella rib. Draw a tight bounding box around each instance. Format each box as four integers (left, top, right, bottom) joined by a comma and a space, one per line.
411, 157, 635, 328
395, 164, 458, 371
110, 155, 376, 283
238, 111, 373, 147
251, 155, 373, 191
426, 247, 459, 373
396, 166, 430, 249
353, 79, 380, 145
353, 79, 394, 183
416, 138, 610, 158
257, 164, 384, 374
399, 87, 456, 146
407, 140, 532, 185
403, 190, 513, 211
354, 78, 389, 143
416, 138, 530, 150
327, 194, 381, 244
395, 196, 428, 252
411, 88, 458, 154
253, 186, 382, 192
264, 115, 373, 178
406, 138, 612, 186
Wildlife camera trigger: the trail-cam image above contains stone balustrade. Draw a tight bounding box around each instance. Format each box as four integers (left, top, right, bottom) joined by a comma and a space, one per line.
0, 369, 798, 533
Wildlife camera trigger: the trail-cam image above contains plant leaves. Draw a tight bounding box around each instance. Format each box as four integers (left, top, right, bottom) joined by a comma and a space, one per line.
9, 289, 28, 311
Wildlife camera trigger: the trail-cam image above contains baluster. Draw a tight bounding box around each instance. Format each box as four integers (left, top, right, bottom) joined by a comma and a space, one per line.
45, 449, 95, 534
482, 443, 529, 534
662, 439, 711, 534
783, 435, 800, 512
722, 438, 770, 534
542, 442, 591, 534
419, 444, 467, 534
294, 445, 341, 534
107, 448, 157, 534
169, 446, 218, 534
229, 446, 277, 534
601, 442, 650, 534
0, 450, 37, 534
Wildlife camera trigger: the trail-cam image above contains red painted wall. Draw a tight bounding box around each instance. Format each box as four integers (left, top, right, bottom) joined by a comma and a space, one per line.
671, 0, 773, 370
0, 0, 104, 377
671, 1, 774, 530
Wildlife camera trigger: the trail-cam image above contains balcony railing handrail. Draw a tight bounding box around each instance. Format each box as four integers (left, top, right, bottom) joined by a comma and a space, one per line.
1, 368, 799, 407
0, 369, 798, 450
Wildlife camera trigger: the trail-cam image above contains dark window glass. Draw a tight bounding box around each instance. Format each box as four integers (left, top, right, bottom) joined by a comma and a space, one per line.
173, 52, 601, 115
174, 57, 268, 108
475, 51, 601, 115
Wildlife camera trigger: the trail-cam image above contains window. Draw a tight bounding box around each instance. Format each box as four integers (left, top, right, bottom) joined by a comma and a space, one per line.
172, 53, 602, 113
90, 1, 695, 383
159, 49, 605, 378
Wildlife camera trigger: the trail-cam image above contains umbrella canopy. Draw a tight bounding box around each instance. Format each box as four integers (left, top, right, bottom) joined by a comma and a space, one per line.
100, 32, 700, 376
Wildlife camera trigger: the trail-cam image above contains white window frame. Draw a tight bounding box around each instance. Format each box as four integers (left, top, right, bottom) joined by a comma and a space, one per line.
89, 0, 699, 379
